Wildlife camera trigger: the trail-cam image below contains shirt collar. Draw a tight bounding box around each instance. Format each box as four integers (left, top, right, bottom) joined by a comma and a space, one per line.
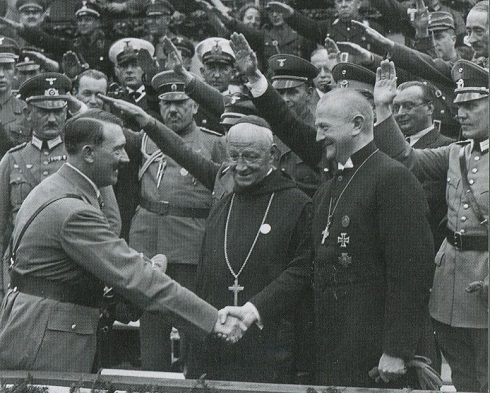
472, 138, 489, 154
337, 158, 354, 171
406, 124, 434, 146
66, 162, 101, 199
31, 135, 63, 150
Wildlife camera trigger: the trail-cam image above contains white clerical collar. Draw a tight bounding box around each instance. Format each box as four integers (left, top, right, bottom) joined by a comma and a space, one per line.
406, 124, 434, 147
31, 135, 63, 151
66, 162, 100, 199
337, 158, 354, 171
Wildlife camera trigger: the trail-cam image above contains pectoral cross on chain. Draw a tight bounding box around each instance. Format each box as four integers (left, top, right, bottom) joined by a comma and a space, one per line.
228, 278, 244, 306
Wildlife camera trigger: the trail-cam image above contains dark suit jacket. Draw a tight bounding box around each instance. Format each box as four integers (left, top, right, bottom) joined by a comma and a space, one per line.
0, 164, 217, 373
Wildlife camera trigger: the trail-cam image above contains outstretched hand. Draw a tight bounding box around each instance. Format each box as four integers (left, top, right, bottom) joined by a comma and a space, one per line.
374, 59, 397, 109
230, 32, 260, 82
351, 20, 395, 52
97, 94, 152, 128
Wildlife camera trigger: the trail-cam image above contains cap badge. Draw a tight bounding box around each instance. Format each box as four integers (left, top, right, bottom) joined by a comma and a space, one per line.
46, 77, 57, 85
339, 80, 349, 88
45, 88, 59, 96
176, 37, 183, 43
341, 69, 347, 76
230, 95, 239, 104
277, 58, 286, 67
458, 68, 463, 72
456, 78, 464, 89
212, 41, 222, 54
170, 84, 177, 91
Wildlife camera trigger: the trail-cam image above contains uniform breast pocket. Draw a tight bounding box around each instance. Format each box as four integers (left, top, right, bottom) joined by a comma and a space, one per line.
9, 176, 33, 207
35, 305, 99, 372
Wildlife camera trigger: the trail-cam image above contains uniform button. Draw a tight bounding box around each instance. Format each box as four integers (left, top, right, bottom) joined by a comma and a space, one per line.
43, 151, 49, 156
71, 324, 77, 330
337, 175, 343, 181
43, 161, 49, 165
440, 110, 445, 114
100, 56, 104, 61
461, 216, 467, 222
463, 204, 469, 209
472, 168, 478, 173
212, 191, 216, 196
347, 27, 351, 31
469, 179, 475, 185
202, 119, 207, 124
13, 164, 19, 168
475, 156, 480, 161
42, 171, 48, 176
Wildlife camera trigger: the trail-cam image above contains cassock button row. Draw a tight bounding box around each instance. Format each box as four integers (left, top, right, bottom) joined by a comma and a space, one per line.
469, 179, 475, 185
337, 175, 343, 181
461, 216, 467, 222
472, 168, 478, 173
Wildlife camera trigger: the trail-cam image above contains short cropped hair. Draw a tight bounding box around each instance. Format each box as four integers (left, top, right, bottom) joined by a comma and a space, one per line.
73, 69, 108, 91
471, 1, 488, 13
64, 109, 122, 154
397, 81, 435, 103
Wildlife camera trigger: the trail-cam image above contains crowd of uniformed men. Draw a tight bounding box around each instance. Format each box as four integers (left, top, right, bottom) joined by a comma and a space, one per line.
0, 0, 487, 391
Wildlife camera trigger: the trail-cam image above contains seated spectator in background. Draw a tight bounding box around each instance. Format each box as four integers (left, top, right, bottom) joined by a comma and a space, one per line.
308, 47, 337, 114
265, 0, 384, 53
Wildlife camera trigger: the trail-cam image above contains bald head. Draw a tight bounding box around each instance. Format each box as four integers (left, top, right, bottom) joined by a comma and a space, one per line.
315, 89, 374, 164
226, 122, 273, 149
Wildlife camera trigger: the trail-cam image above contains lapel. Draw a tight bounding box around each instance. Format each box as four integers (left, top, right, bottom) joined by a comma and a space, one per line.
413, 126, 437, 148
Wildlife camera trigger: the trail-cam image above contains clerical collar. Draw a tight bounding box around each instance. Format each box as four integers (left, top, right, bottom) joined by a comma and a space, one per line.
66, 163, 101, 199
31, 135, 63, 151
472, 139, 489, 154
337, 158, 354, 171
349, 141, 378, 167
406, 124, 434, 147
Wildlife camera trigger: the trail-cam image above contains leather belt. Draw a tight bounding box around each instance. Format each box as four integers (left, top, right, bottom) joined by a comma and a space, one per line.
140, 198, 210, 218
10, 270, 101, 308
446, 229, 488, 251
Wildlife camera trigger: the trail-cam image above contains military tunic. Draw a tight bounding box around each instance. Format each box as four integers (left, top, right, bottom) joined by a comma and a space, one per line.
0, 94, 29, 157
129, 123, 226, 371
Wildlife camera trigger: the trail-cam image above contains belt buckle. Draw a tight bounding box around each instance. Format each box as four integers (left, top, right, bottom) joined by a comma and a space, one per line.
158, 201, 170, 215
453, 231, 463, 250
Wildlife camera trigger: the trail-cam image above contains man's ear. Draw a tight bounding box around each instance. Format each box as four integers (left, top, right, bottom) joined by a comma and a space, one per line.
192, 100, 199, 115
270, 144, 281, 166
352, 114, 364, 136
81, 144, 95, 163
426, 101, 434, 116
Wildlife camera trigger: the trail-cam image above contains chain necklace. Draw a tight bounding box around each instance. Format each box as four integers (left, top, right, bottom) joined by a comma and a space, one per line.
224, 192, 275, 305
321, 149, 379, 244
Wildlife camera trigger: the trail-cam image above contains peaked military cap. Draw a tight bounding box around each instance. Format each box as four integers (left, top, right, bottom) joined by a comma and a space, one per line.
0, 37, 20, 63
146, 0, 174, 16
428, 11, 455, 31
332, 62, 376, 95
151, 70, 189, 101
196, 37, 235, 65
169, 36, 195, 59
452, 59, 489, 103
16, 47, 43, 72
19, 72, 71, 109
16, 0, 45, 12
109, 38, 155, 65
220, 92, 259, 126
268, 54, 319, 89
75, 1, 101, 18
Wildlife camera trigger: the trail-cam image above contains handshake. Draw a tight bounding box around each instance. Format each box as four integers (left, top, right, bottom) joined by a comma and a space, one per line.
212, 303, 261, 344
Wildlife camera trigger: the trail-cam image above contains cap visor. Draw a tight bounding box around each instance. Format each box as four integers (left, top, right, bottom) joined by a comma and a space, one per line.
158, 92, 189, 101
272, 79, 306, 89
0, 58, 16, 64
16, 64, 40, 71
454, 92, 489, 103
28, 97, 68, 109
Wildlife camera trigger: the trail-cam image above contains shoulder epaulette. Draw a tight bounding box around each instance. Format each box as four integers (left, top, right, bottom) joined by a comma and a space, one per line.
8, 142, 28, 153
455, 140, 471, 145
200, 127, 223, 137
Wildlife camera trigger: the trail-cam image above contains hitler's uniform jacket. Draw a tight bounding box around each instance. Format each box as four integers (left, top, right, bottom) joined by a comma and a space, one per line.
0, 164, 218, 372
375, 116, 488, 329
0, 137, 121, 293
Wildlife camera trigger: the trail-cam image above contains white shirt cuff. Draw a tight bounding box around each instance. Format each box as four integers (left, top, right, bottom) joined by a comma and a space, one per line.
244, 301, 264, 330
246, 72, 268, 98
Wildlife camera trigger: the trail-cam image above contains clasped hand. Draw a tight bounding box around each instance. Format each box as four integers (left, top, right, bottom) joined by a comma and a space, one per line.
213, 303, 259, 344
